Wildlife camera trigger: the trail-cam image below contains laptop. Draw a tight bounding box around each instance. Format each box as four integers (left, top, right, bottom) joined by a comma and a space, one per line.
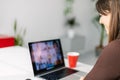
28, 39, 86, 80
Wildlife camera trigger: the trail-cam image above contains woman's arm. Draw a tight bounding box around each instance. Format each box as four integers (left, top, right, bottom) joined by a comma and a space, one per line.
84, 41, 120, 80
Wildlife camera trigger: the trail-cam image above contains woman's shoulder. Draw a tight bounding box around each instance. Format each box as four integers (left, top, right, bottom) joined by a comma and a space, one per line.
109, 39, 120, 45
101, 39, 120, 58
87, 39, 120, 80
105, 39, 120, 49
96, 39, 120, 69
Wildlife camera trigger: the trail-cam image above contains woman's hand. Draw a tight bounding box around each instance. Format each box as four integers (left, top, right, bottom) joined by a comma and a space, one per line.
80, 76, 85, 80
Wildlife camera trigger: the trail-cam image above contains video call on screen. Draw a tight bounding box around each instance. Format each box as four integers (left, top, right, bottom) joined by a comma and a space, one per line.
31, 40, 63, 71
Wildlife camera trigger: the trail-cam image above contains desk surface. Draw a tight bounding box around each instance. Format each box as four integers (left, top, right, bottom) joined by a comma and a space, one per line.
0, 46, 92, 80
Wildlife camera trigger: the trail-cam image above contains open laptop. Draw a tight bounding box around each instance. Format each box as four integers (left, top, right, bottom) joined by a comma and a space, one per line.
28, 39, 86, 80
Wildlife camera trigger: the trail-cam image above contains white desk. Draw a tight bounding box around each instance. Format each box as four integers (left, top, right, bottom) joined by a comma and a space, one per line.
0, 46, 93, 80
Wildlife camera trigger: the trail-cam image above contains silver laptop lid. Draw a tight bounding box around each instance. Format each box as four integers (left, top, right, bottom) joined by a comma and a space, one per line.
28, 39, 65, 76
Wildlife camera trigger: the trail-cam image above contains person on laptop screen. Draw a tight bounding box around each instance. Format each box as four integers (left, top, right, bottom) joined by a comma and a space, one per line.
31, 40, 64, 71
80, 0, 120, 80
53, 40, 63, 64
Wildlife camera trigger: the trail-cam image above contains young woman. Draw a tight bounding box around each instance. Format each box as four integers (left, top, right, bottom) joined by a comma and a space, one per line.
80, 0, 120, 80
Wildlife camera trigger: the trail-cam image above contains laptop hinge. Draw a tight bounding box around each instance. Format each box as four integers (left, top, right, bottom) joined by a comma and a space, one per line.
37, 67, 66, 77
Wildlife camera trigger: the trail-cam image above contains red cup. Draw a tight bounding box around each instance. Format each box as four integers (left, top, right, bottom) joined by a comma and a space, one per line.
67, 52, 79, 68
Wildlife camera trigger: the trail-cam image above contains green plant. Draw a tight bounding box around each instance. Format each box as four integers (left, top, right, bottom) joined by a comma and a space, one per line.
65, 17, 79, 28
14, 20, 26, 46
91, 0, 106, 49
93, 15, 105, 48
64, 0, 74, 16
64, 0, 79, 28
93, 14, 106, 56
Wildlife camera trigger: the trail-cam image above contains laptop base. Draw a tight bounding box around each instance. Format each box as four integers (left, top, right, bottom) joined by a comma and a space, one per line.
40, 67, 78, 80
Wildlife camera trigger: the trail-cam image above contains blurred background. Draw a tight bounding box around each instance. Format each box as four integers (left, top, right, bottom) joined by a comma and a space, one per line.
0, 0, 108, 65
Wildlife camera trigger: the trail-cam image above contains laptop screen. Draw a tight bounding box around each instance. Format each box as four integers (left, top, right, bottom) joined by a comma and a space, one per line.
28, 39, 65, 75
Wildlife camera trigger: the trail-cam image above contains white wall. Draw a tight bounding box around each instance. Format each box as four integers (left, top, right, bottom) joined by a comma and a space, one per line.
74, 0, 101, 51
0, 0, 104, 51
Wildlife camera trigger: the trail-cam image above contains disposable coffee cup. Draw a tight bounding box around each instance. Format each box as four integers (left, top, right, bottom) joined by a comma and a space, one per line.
67, 52, 79, 68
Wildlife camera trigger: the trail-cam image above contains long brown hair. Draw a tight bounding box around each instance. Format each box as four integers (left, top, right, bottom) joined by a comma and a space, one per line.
96, 0, 120, 43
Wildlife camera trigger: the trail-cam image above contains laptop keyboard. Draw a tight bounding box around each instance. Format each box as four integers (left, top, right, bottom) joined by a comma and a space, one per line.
40, 68, 78, 80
